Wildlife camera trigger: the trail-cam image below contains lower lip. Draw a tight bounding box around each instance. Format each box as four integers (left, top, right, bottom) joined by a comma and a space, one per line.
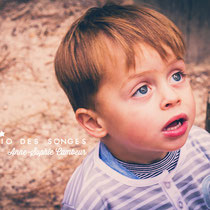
162, 121, 188, 138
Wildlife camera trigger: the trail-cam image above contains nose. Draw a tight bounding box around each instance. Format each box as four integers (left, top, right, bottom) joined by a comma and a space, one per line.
160, 87, 181, 110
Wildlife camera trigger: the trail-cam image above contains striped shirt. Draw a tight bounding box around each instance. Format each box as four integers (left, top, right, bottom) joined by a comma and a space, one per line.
62, 126, 210, 210
116, 149, 180, 179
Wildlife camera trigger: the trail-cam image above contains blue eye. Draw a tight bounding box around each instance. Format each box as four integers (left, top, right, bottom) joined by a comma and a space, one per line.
133, 85, 149, 97
171, 72, 186, 83
172, 72, 182, 81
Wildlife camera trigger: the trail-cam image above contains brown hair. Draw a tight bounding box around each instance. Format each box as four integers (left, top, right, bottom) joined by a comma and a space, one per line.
54, 3, 185, 112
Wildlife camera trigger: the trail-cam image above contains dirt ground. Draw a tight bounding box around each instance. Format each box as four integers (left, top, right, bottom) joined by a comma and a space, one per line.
0, 0, 209, 209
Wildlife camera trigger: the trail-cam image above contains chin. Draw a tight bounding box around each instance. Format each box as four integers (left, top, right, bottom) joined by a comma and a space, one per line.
169, 137, 188, 151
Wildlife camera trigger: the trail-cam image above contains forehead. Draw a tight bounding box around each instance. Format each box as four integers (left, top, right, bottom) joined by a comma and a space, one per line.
132, 44, 176, 73
101, 41, 176, 83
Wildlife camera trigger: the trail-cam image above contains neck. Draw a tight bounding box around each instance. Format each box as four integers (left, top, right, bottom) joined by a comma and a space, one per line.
101, 140, 168, 165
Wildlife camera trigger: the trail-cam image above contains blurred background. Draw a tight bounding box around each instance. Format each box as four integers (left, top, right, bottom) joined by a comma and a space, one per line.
0, 0, 209, 209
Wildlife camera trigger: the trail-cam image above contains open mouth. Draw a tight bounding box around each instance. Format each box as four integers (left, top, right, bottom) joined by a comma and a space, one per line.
162, 114, 188, 137
163, 118, 185, 131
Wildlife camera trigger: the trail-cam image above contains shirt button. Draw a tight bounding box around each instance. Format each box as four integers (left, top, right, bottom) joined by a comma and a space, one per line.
164, 182, 171, 188
178, 200, 183, 209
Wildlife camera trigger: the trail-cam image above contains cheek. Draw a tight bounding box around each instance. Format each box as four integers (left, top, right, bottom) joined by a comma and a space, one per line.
104, 109, 147, 138
187, 87, 196, 108
190, 92, 196, 120
117, 113, 155, 139
183, 87, 196, 121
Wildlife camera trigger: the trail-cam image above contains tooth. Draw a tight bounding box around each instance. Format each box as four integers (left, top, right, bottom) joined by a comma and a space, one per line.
164, 122, 181, 131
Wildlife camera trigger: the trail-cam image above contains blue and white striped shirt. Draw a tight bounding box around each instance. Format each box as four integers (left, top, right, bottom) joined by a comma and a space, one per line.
115, 149, 180, 179
62, 126, 210, 210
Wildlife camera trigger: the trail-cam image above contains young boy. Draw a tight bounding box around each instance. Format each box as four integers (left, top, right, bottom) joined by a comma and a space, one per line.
55, 3, 210, 210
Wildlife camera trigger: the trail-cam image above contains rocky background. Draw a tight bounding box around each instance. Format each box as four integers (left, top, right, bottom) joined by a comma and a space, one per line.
0, 0, 209, 209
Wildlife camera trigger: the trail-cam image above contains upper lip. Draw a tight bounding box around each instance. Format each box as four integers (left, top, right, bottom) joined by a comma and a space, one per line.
162, 113, 188, 131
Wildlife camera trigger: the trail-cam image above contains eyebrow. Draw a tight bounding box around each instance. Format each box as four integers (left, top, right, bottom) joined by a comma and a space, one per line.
121, 58, 184, 89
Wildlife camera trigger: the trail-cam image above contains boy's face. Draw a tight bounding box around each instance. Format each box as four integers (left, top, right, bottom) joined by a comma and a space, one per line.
95, 44, 196, 164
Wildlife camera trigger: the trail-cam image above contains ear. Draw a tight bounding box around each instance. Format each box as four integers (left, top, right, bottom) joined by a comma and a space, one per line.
75, 108, 107, 138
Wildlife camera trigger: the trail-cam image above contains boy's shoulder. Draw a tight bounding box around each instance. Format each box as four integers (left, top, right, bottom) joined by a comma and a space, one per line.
188, 125, 210, 145
184, 125, 210, 160
189, 125, 209, 137
62, 144, 109, 209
